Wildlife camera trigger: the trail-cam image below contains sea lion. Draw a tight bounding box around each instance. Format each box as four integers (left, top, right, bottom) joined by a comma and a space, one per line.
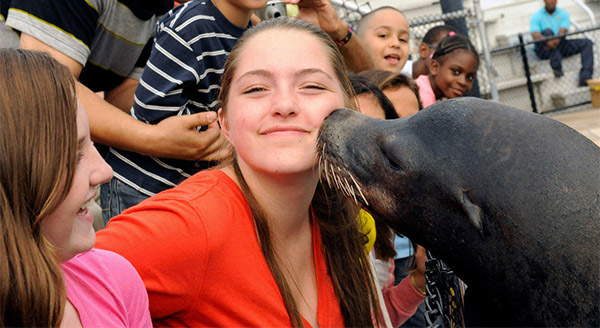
317, 97, 599, 327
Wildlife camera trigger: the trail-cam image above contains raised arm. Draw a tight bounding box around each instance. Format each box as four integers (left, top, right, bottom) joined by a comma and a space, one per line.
19, 33, 226, 161
287, 0, 374, 73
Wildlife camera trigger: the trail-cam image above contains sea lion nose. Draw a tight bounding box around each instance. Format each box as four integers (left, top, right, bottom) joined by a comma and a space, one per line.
324, 108, 371, 127
325, 108, 355, 120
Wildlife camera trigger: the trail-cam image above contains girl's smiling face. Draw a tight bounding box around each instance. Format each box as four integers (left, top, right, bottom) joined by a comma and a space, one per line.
220, 29, 346, 178
41, 103, 113, 262
430, 50, 479, 99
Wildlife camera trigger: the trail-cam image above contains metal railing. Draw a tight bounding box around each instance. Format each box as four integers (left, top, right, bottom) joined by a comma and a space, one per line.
490, 25, 599, 114
329, 1, 598, 114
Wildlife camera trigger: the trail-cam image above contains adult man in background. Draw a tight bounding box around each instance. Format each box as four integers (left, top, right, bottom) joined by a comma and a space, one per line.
530, 0, 593, 86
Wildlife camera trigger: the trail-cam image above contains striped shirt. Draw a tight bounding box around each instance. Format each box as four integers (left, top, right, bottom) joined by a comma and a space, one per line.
0, 12, 19, 47
3, 0, 171, 91
105, 0, 248, 197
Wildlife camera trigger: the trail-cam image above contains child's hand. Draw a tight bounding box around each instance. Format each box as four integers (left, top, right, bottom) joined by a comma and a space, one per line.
149, 111, 231, 161
409, 245, 427, 294
285, 0, 347, 41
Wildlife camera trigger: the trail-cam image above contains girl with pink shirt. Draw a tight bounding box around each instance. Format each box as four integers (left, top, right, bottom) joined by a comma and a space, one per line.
0, 49, 150, 327
415, 33, 480, 108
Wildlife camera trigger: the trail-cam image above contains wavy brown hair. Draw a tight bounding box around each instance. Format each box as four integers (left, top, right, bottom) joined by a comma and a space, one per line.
360, 70, 424, 111
0, 49, 78, 327
219, 17, 383, 327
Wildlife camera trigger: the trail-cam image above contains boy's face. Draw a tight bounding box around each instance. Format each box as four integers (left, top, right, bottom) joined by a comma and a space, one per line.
358, 9, 410, 73
227, 0, 269, 12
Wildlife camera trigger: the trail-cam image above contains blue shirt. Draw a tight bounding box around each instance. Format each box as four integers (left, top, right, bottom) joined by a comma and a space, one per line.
394, 234, 413, 259
530, 6, 570, 36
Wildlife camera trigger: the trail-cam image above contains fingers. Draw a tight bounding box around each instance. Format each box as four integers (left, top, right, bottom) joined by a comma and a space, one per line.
151, 112, 224, 160
200, 139, 232, 162
415, 245, 426, 256
414, 245, 427, 274
196, 133, 231, 162
186, 111, 218, 128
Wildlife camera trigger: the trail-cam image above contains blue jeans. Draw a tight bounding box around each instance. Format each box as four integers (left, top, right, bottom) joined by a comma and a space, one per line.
100, 177, 150, 225
534, 28, 594, 81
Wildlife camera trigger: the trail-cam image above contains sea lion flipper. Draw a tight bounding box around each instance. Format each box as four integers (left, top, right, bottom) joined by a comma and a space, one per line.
461, 191, 483, 237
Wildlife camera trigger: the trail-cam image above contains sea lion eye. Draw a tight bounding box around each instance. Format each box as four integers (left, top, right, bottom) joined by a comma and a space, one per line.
379, 135, 401, 170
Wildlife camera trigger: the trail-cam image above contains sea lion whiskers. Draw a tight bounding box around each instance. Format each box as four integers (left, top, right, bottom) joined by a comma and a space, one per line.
336, 166, 349, 195
349, 173, 369, 206
319, 148, 369, 206
334, 169, 344, 193
327, 162, 337, 188
321, 145, 333, 187
343, 175, 359, 204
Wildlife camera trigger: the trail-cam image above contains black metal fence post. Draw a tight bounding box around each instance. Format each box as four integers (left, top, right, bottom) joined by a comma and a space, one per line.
518, 33, 538, 113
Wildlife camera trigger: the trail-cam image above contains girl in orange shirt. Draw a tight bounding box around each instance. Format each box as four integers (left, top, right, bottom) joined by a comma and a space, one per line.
97, 17, 430, 327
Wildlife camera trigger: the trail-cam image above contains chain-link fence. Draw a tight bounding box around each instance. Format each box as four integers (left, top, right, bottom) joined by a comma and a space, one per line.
332, 1, 599, 114
489, 26, 599, 114
407, 8, 490, 99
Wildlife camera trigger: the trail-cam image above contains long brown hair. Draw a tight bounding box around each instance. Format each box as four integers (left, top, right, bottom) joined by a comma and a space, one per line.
0, 49, 78, 327
219, 18, 383, 327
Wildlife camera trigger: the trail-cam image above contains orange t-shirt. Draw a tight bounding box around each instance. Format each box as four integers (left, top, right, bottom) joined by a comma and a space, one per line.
95, 169, 344, 327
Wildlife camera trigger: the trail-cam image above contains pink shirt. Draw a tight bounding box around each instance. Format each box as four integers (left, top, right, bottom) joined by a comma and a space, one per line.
383, 275, 426, 327
61, 248, 152, 327
415, 75, 437, 108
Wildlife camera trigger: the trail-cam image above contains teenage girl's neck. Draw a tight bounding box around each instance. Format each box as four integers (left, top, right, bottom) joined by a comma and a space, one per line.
212, 0, 253, 28
222, 165, 317, 239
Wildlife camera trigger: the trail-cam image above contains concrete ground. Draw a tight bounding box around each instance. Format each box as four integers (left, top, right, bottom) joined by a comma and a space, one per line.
547, 106, 600, 146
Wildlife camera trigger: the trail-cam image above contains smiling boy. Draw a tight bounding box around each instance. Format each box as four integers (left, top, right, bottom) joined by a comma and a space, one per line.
356, 7, 410, 73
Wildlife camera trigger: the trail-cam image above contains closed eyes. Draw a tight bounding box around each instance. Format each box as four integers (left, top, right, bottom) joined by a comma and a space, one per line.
76, 151, 84, 165
243, 86, 268, 94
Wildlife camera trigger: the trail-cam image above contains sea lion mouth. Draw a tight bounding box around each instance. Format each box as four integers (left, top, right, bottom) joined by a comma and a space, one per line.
316, 135, 370, 207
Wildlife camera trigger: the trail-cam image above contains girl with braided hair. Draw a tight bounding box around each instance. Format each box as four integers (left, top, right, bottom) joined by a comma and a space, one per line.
414, 32, 479, 108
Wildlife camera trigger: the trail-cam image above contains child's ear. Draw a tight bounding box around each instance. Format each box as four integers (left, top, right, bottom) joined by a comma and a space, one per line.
418, 43, 430, 60
429, 59, 440, 76
218, 108, 231, 142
